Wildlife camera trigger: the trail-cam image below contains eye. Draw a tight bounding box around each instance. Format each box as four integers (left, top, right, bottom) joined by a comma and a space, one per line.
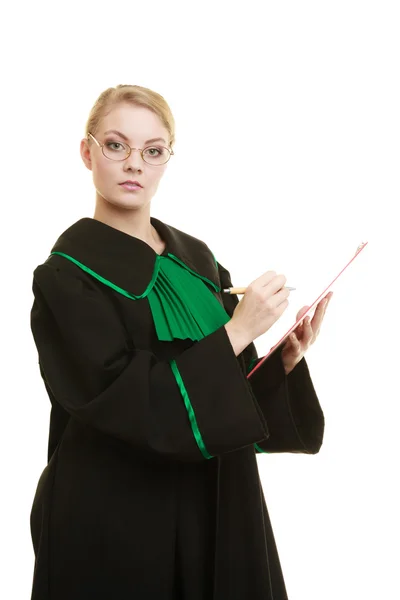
105, 140, 125, 151
144, 146, 163, 156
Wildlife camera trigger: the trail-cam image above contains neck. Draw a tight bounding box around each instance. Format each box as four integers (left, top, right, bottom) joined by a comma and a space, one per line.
93, 195, 160, 245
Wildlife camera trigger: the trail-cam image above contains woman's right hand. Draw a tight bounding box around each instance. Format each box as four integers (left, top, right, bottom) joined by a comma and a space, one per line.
224, 271, 290, 356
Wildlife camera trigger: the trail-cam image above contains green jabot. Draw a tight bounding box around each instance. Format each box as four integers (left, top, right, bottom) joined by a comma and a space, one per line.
147, 254, 231, 341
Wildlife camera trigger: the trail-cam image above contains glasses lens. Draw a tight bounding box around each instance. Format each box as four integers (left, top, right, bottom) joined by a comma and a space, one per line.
102, 141, 171, 164
103, 141, 130, 161
143, 146, 171, 165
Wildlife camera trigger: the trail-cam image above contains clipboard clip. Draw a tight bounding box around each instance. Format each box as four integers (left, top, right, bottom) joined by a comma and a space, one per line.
356, 241, 368, 254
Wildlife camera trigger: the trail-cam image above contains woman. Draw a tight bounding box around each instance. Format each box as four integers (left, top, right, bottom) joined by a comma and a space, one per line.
29, 84, 332, 600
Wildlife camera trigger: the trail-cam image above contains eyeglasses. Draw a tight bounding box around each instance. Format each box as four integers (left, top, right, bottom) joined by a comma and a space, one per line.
87, 132, 174, 165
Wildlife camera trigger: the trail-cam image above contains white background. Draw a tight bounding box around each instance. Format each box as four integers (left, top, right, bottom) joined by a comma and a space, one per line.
1, 1, 398, 598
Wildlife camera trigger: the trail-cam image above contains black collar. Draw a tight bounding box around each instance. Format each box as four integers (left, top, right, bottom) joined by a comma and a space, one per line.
49, 217, 220, 296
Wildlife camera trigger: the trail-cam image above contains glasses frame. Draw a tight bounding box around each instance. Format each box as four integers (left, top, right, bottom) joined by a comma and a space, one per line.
87, 132, 174, 165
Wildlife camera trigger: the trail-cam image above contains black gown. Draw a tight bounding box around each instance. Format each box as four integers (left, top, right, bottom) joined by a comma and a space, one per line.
29, 216, 325, 600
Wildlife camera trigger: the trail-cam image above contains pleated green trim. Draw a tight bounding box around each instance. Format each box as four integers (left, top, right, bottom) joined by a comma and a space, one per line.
146, 255, 231, 342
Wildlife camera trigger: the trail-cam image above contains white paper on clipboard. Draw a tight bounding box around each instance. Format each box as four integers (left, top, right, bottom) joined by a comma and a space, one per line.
247, 241, 368, 379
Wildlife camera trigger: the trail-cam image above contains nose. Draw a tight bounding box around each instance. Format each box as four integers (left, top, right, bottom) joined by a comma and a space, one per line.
124, 148, 144, 171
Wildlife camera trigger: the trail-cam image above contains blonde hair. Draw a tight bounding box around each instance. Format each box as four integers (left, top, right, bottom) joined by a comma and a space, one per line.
85, 84, 176, 149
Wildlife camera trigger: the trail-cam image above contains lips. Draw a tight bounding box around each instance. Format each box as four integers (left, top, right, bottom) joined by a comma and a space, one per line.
120, 180, 143, 188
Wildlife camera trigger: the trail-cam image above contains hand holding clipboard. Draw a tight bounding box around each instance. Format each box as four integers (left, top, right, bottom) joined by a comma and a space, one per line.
246, 241, 368, 379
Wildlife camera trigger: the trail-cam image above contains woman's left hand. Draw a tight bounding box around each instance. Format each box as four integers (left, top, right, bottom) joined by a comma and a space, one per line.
281, 292, 334, 375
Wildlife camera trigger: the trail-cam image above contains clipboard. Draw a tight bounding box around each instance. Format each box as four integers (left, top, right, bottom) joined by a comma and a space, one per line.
247, 241, 369, 379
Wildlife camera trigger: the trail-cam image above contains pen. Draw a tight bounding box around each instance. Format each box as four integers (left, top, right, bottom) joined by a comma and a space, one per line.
223, 286, 296, 295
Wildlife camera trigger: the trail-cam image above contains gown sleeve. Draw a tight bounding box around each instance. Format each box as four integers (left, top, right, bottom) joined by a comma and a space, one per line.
217, 261, 325, 455
30, 261, 270, 463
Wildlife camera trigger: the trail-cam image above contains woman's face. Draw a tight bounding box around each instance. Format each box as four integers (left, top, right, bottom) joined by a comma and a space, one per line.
81, 102, 171, 211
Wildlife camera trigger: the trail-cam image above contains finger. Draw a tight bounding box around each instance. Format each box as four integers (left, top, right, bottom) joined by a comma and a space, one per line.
261, 273, 287, 294
311, 306, 326, 340
318, 297, 328, 311
257, 276, 289, 301
296, 306, 310, 321
321, 292, 333, 310
312, 298, 328, 329
303, 317, 315, 344
295, 321, 303, 336
310, 311, 323, 334
251, 270, 277, 287
289, 332, 303, 356
295, 320, 307, 342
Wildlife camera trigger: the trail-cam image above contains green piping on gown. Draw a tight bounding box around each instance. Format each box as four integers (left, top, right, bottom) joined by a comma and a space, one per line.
254, 443, 268, 453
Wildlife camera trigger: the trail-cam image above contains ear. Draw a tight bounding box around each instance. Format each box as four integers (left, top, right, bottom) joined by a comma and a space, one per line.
80, 138, 93, 171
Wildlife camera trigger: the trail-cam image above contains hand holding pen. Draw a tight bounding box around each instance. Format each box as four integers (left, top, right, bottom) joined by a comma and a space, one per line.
223, 271, 294, 355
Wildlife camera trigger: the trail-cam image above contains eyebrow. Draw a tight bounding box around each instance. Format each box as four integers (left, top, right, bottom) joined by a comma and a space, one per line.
103, 129, 167, 145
